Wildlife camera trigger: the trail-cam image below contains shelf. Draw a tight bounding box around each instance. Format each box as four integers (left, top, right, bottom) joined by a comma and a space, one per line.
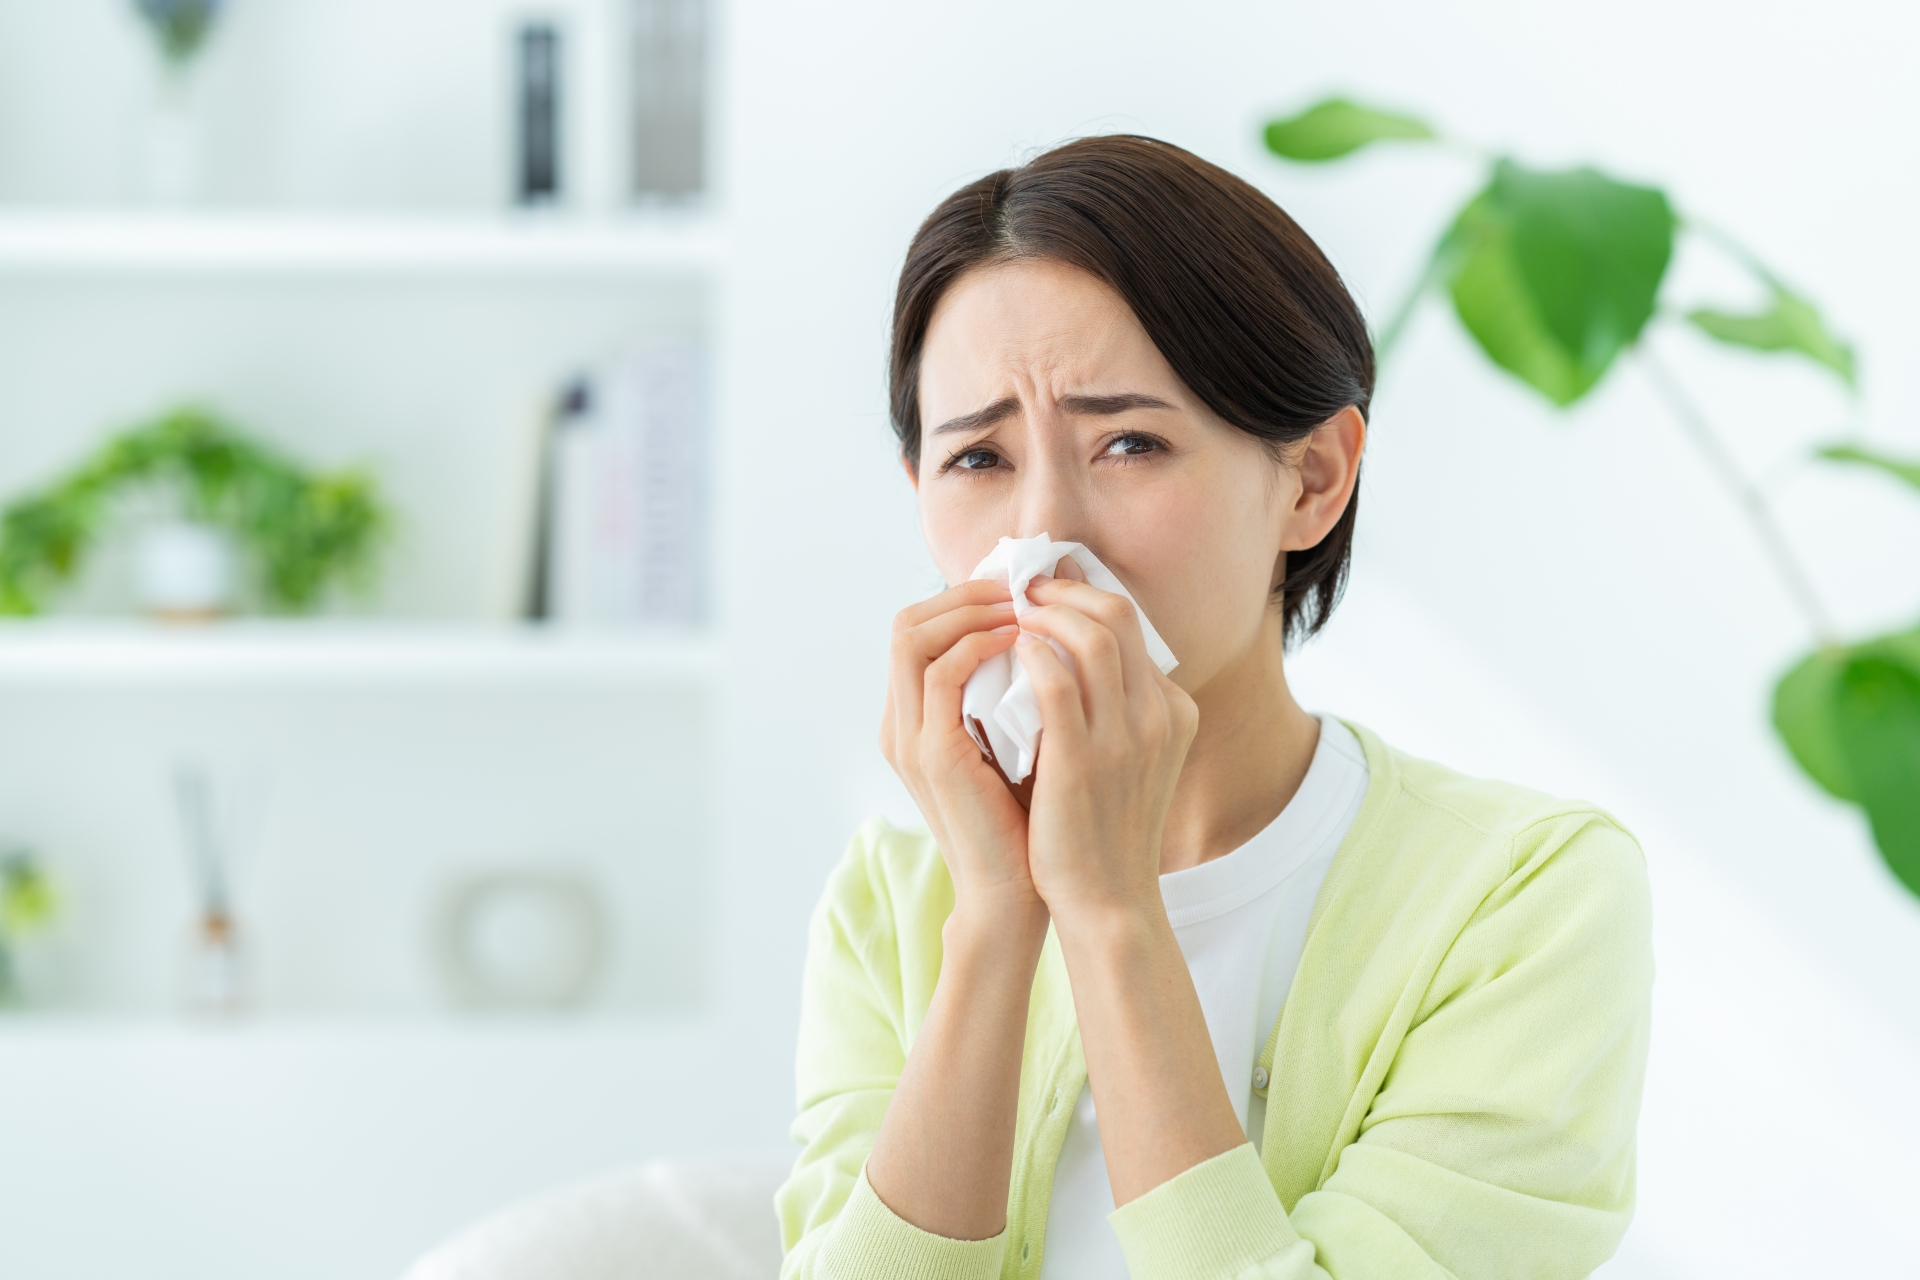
0, 1013, 705, 1040
0, 211, 723, 278
0, 620, 718, 687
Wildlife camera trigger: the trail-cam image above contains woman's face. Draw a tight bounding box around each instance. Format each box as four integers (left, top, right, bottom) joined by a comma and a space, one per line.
913, 258, 1352, 694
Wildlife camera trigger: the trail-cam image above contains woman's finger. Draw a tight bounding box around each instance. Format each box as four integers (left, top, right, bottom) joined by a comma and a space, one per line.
895, 578, 1012, 633
1015, 633, 1090, 752
889, 598, 1015, 732
1014, 602, 1127, 723
923, 625, 1021, 749
1024, 575, 1157, 695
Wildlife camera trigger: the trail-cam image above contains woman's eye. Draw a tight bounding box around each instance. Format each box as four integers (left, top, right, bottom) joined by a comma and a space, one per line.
1103, 435, 1159, 458
952, 448, 1003, 471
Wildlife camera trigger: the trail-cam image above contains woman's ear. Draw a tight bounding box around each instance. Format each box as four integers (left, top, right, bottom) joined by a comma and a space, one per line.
1279, 405, 1366, 552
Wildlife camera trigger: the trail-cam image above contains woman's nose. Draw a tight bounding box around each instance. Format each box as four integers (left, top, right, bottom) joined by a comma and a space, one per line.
1009, 455, 1088, 543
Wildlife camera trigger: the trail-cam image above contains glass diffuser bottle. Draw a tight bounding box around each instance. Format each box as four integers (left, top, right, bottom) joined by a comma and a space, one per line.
172, 760, 261, 1017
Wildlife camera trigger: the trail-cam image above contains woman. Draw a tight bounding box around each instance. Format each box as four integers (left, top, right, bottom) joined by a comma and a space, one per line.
776, 135, 1651, 1280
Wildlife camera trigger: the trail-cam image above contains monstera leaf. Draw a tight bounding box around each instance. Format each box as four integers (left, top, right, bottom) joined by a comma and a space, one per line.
1263, 98, 1435, 162
1442, 161, 1675, 407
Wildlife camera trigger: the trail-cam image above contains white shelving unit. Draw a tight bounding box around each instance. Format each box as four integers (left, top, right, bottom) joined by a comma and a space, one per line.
0, 9, 751, 1280
0, 211, 723, 277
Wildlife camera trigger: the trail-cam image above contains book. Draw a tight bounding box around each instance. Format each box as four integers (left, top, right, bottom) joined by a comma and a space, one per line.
536, 344, 705, 627
629, 0, 705, 199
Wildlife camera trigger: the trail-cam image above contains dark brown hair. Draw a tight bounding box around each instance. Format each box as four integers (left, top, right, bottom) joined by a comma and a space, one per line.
889, 134, 1374, 645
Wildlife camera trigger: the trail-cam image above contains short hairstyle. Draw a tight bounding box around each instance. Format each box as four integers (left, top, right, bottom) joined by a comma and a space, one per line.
889, 134, 1374, 645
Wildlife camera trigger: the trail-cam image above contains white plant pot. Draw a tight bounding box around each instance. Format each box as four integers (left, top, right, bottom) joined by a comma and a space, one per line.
135, 521, 234, 621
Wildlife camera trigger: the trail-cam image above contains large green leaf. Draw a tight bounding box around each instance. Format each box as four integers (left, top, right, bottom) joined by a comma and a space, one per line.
1689, 291, 1856, 388
1817, 443, 1920, 491
1442, 161, 1675, 406
1775, 625, 1920, 835
1444, 193, 1585, 405
1773, 647, 1856, 801
1263, 98, 1435, 162
1833, 653, 1920, 897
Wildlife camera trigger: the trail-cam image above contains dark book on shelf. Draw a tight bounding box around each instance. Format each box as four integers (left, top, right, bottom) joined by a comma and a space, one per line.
517, 23, 562, 204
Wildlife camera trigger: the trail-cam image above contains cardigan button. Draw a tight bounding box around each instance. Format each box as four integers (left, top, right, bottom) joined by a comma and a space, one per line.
1020, 1241, 1031, 1264
1252, 1066, 1271, 1090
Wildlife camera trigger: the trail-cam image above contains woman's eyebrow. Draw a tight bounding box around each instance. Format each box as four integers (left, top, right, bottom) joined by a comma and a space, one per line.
932, 396, 1020, 436
1060, 392, 1174, 416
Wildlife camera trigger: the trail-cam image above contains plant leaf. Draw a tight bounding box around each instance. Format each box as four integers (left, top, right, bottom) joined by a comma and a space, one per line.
0, 405, 390, 616
1773, 647, 1856, 801
1263, 97, 1435, 162
1442, 161, 1675, 407
1444, 194, 1589, 405
1833, 652, 1920, 898
1688, 291, 1855, 388
1817, 443, 1920, 491
1, 854, 57, 934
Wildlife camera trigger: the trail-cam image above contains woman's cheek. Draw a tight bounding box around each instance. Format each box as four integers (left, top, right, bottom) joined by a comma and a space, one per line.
919, 493, 998, 586
1141, 541, 1270, 678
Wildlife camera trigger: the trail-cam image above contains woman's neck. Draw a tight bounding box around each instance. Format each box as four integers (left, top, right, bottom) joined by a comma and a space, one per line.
1156, 611, 1320, 876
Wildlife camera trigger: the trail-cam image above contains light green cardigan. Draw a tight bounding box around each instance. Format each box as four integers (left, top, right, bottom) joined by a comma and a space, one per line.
777, 723, 1653, 1279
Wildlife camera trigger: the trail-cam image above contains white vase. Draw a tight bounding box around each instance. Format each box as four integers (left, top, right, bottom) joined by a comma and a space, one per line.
135, 520, 233, 621
138, 68, 202, 207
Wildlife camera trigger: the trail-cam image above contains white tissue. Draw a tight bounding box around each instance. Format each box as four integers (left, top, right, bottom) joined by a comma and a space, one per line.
959, 534, 1178, 785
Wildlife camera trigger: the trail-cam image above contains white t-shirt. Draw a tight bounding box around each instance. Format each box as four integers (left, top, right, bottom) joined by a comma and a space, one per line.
1038, 715, 1369, 1280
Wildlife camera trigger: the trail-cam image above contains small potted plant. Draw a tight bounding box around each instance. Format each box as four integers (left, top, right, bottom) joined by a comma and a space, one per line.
0, 406, 392, 619
0, 850, 57, 1006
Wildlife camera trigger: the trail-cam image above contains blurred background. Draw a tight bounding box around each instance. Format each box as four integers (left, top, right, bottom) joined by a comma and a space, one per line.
0, 1, 1915, 1277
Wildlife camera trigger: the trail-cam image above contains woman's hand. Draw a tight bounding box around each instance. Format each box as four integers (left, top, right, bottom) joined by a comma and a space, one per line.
1015, 567, 1199, 923
880, 578, 1041, 919
1015, 568, 1239, 1207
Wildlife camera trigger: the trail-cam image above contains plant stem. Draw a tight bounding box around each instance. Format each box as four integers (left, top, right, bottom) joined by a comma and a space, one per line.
1683, 216, 1785, 294
1375, 249, 1443, 366
1636, 345, 1838, 647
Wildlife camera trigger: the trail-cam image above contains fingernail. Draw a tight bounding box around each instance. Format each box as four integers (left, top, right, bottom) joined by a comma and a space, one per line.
991, 600, 1016, 611
993, 624, 1018, 634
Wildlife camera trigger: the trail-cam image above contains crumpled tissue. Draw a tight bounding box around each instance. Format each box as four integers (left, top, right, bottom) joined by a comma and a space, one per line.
960, 533, 1178, 792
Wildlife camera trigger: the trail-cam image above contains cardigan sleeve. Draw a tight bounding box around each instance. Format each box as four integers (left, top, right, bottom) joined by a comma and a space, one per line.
1109, 813, 1654, 1280
775, 827, 1008, 1280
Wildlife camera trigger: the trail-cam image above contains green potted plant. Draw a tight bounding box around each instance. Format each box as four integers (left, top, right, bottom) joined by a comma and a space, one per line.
0, 406, 392, 619
0, 850, 57, 1006
1260, 97, 1920, 899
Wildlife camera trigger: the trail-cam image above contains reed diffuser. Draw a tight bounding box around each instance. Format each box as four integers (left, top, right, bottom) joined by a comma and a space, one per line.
172, 761, 261, 1017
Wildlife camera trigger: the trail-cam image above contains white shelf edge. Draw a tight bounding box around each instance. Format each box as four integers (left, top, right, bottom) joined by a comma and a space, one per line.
0, 212, 724, 277
0, 621, 719, 687
0, 1014, 712, 1039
